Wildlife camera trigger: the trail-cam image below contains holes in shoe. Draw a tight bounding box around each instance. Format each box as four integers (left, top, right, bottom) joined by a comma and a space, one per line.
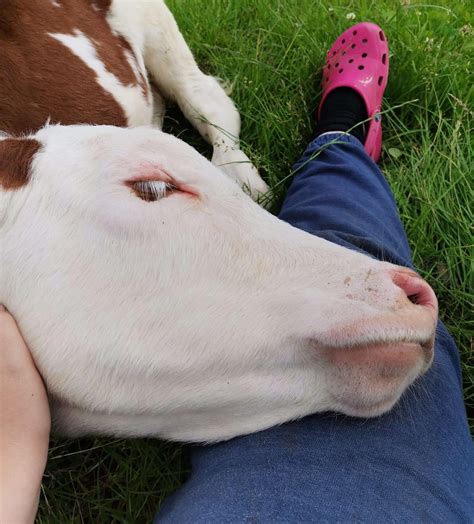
378, 76, 383, 86
349, 58, 354, 63
333, 50, 337, 55
358, 65, 364, 70
382, 53, 387, 64
353, 30, 357, 35
379, 31, 385, 41
342, 51, 346, 55
362, 38, 368, 44
362, 52, 368, 58
351, 43, 356, 49
342, 38, 346, 44
327, 64, 331, 69
335, 62, 339, 67
339, 68, 343, 73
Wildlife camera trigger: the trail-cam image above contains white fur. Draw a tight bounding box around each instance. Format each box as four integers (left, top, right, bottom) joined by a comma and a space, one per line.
0, 125, 437, 442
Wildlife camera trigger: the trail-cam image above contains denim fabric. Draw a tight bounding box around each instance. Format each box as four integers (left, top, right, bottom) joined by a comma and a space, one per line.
156, 133, 474, 523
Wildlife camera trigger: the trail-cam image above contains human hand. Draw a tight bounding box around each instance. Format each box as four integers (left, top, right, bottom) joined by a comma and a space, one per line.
0, 306, 51, 523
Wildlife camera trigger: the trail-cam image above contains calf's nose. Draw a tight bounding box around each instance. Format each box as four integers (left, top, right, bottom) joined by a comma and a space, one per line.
391, 269, 438, 314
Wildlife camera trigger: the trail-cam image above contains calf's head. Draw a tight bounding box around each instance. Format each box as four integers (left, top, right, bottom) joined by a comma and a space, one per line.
0, 125, 438, 441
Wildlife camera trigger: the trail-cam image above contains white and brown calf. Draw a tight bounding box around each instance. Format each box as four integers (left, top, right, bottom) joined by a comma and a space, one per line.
0, 1, 438, 442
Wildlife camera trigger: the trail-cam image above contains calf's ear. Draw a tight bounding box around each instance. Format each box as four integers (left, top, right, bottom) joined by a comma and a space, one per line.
0, 138, 41, 190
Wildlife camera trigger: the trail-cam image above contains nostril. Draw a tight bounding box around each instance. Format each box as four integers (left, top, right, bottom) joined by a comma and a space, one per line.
391, 270, 438, 313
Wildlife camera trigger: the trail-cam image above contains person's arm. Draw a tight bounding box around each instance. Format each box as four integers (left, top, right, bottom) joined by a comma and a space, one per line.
0, 306, 51, 523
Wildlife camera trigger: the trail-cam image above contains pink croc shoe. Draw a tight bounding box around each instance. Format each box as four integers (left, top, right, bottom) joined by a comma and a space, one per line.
318, 23, 389, 162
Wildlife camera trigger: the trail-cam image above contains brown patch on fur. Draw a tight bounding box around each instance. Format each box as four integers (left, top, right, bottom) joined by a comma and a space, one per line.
0, 0, 149, 135
91, 0, 113, 12
0, 138, 41, 190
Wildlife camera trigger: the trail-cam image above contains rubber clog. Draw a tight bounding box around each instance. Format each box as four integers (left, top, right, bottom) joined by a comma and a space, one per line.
319, 22, 389, 162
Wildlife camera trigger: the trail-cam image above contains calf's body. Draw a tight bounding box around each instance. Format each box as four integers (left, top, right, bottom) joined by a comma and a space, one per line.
0, 0, 267, 196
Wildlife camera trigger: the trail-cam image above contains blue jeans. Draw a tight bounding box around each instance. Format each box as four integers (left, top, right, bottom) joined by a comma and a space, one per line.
156, 134, 474, 523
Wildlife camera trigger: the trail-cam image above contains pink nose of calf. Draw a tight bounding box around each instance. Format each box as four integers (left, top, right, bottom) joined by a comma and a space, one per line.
329, 270, 438, 370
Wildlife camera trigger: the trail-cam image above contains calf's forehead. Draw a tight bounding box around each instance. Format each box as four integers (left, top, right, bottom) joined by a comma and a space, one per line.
36, 125, 232, 189
0, 124, 232, 200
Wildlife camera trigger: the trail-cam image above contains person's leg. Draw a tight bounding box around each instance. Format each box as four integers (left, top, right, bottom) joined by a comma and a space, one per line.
279, 132, 413, 268
156, 134, 473, 523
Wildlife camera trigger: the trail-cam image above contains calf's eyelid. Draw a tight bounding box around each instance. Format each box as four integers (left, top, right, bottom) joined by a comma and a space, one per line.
127, 180, 178, 202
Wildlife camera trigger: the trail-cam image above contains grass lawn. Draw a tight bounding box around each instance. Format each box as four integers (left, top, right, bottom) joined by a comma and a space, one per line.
37, 0, 473, 521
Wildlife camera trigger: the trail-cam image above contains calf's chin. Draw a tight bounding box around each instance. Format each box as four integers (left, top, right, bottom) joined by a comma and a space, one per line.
0, 125, 438, 442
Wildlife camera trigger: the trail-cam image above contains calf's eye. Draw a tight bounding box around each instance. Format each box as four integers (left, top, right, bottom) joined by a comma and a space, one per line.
130, 180, 178, 202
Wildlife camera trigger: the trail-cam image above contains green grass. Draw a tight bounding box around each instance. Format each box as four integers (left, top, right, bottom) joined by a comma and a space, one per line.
38, 0, 473, 521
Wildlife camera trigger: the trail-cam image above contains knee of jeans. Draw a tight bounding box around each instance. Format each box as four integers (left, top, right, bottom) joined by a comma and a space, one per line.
313, 230, 413, 268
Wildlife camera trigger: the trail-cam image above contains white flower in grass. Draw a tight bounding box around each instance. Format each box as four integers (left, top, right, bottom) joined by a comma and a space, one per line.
346, 12, 356, 20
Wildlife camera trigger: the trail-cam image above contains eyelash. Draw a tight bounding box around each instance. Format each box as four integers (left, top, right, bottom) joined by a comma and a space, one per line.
131, 180, 178, 202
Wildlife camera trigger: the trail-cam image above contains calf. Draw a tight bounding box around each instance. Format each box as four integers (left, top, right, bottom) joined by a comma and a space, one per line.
0, 2, 438, 442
